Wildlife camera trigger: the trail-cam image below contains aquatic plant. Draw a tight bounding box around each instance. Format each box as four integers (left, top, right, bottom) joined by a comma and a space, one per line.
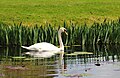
0, 19, 120, 46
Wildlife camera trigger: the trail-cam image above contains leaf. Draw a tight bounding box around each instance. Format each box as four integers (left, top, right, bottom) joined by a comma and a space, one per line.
74, 52, 93, 55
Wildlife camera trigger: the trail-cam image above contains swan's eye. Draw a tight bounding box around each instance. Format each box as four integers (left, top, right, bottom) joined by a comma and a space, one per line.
64, 29, 67, 32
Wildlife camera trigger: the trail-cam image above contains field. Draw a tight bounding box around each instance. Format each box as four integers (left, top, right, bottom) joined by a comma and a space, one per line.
0, 0, 120, 25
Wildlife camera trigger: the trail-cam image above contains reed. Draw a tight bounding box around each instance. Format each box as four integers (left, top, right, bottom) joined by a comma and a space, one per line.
0, 19, 120, 46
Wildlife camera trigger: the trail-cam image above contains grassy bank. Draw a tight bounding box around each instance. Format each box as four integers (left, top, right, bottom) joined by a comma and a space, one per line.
0, 0, 120, 25
0, 19, 120, 46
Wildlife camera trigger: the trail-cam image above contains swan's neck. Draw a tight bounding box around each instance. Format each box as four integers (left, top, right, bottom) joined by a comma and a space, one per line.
58, 31, 64, 50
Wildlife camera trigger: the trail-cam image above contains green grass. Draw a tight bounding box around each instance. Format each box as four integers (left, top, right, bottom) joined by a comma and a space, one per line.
0, 0, 120, 25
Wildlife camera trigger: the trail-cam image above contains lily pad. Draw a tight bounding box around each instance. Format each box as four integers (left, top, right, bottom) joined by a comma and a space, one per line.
24, 57, 43, 61
74, 52, 93, 55
64, 46, 71, 47
63, 73, 92, 77
12, 56, 26, 59
72, 45, 81, 47
66, 53, 78, 56
5, 65, 28, 70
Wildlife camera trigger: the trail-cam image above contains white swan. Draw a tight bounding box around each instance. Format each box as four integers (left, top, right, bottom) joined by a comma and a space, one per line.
21, 27, 67, 52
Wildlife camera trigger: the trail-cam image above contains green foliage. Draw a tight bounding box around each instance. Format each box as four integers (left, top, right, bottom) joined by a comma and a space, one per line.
0, 19, 120, 46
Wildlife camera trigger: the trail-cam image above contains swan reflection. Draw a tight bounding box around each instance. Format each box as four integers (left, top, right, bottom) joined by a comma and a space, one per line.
58, 52, 66, 75
23, 50, 65, 77
23, 51, 64, 58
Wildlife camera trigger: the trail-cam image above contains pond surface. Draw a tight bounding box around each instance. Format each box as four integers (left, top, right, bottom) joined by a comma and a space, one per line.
0, 44, 120, 78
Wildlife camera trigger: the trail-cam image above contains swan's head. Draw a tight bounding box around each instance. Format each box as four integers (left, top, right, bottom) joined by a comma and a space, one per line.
59, 27, 68, 35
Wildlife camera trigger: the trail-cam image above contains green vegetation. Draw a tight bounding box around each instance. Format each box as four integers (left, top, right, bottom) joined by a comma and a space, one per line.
0, 0, 120, 46
0, 19, 120, 46
0, 0, 120, 25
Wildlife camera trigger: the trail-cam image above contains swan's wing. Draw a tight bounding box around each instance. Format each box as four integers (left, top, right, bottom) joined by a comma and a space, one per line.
21, 46, 40, 51
28, 42, 59, 51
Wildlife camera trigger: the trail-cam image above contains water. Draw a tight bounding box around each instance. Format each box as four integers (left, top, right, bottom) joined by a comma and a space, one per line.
0, 45, 120, 78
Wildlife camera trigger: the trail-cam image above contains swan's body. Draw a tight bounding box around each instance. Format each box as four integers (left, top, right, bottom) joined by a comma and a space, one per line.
22, 42, 61, 52
21, 27, 67, 53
